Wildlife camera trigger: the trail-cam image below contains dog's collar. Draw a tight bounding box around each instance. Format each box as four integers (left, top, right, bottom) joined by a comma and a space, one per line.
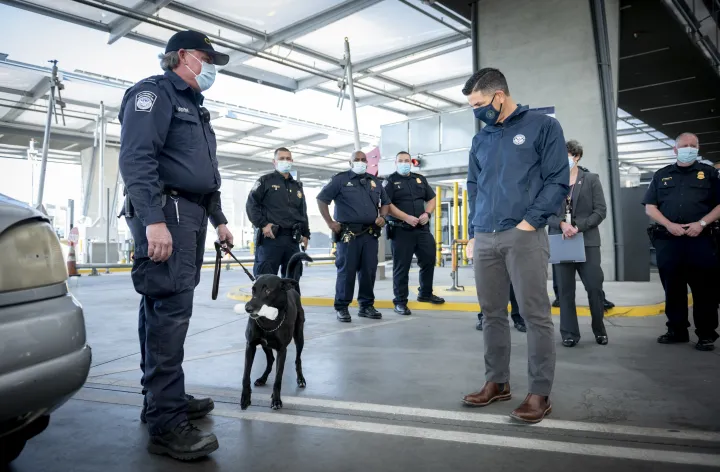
254, 310, 286, 333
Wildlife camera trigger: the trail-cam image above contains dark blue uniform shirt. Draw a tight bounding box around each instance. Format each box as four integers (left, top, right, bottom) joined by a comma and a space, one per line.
383, 172, 435, 220
317, 170, 388, 225
642, 161, 720, 224
246, 171, 310, 237
118, 71, 222, 226
467, 105, 569, 237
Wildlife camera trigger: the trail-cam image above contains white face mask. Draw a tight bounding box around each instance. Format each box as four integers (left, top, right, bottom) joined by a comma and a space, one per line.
568, 156, 576, 170
185, 53, 216, 91
351, 161, 367, 174
276, 160, 292, 173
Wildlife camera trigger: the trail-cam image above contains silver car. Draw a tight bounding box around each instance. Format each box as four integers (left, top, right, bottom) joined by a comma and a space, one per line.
0, 194, 92, 465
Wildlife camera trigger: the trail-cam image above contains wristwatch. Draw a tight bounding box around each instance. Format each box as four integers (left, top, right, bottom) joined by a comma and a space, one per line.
700, 220, 707, 227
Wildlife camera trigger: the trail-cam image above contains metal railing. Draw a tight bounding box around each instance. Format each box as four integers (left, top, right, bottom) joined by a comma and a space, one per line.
76, 254, 337, 276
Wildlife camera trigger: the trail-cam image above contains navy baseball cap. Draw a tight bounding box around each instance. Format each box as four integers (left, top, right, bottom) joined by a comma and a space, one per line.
165, 30, 230, 66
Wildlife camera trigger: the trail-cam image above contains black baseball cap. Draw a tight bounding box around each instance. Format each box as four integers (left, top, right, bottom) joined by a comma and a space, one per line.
165, 30, 230, 66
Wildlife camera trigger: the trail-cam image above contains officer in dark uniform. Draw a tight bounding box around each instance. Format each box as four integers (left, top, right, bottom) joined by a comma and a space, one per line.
118, 30, 233, 460
317, 151, 389, 322
642, 132, 720, 351
384, 151, 445, 315
246, 147, 310, 276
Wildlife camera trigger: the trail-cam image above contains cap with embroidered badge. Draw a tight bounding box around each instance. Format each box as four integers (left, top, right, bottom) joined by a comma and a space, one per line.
165, 30, 229, 66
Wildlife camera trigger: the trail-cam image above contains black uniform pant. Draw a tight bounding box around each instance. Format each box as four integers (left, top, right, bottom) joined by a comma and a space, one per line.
391, 227, 436, 304
555, 246, 607, 342
126, 197, 207, 435
335, 232, 378, 309
253, 233, 299, 277
654, 235, 719, 341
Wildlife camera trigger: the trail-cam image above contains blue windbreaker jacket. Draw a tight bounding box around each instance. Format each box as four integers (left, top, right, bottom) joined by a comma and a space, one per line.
467, 105, 569, 237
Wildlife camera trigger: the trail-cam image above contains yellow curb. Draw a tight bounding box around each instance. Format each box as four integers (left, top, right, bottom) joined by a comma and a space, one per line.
227, 289, 686, 317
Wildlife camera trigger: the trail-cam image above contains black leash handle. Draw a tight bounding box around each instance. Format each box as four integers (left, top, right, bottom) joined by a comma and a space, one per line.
215, 240, 255, 281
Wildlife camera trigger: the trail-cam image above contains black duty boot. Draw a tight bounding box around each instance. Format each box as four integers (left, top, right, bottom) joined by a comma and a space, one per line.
603, 299, 615, 311
417, 294, 446, 304
696, 339, 716, 351
147, 420, 219, 461
394, 304, 411, 316
141, 394, 214, 424
657, 330, 689, 344
552, 299, 560, 308
358, 306, 382, 319
336, 307, 351, 323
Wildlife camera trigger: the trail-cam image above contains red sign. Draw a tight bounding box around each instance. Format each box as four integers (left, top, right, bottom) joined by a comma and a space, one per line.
68, 227, 79, 245
366, 147, 381, 176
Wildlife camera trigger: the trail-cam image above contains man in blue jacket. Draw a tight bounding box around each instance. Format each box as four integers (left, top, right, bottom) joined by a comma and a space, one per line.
460, 68, 569, 424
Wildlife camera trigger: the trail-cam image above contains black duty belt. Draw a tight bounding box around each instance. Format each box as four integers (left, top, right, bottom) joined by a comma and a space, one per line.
165, 188, 211, 207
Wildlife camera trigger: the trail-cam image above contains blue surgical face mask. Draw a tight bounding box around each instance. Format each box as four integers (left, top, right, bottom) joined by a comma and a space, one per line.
276, 160, 292, 173
397, 162, 411, 175
473, 93, 502, 127
568, 156, 576, 170
351, 161, 367, 174
677, 146, 698, 164
186, 53, 216, 91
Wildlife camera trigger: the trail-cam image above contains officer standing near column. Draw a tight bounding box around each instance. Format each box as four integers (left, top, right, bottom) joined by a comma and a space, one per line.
642, 132, 720, 351
119, 30, 234, 460
317, 151, 389, 322
384, 151, 445, 315
246, 147, 310, 276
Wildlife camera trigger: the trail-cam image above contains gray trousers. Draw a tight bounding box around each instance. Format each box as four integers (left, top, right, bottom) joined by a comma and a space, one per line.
473, 228, 555, 396
555, 246, 607, 342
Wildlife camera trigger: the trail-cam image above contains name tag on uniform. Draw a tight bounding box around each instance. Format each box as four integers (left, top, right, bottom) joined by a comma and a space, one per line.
272, 185, 280, 190
176, 106, 190, 113
345, 182, 354, 187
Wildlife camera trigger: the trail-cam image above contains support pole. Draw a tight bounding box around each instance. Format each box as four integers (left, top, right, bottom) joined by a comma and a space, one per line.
471, 0, 481, 134
453, 182, 459, 243
36, 68, 57, 209
590, 0, 625, 281
462, 189, 468, 265
435, 186, 442, 267
344, 38, 362, 152
68, 198, 74, 233
98, 101, 106, 220
105, 187, 110, 274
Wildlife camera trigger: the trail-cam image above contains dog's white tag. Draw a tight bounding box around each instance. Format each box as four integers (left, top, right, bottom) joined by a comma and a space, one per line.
258, 305, 279, 320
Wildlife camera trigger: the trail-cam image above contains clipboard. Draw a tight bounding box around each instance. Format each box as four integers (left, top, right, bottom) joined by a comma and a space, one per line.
549, 233, 586, 264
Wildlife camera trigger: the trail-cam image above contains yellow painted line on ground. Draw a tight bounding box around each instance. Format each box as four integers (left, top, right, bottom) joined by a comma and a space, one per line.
228, 289, 690, 318
77, 263, 220, 275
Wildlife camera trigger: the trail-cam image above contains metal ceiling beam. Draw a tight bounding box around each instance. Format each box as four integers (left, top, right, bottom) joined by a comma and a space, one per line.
397, 0, 471, 38
225, 0, 383, 66
297, 33, 466, 91
226, 125, 277, 142
0, 77, 51, 122
107, 0, 173, 44
357, 75, 467, 107
222, 64, 298, 92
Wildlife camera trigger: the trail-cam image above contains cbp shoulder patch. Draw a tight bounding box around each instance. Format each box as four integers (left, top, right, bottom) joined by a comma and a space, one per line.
251, 179, 261, 192
382, 180, 388, 187
135, 91, 157, 112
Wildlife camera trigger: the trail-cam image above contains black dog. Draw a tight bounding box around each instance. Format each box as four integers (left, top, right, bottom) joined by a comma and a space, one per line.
241, 251, 312, 410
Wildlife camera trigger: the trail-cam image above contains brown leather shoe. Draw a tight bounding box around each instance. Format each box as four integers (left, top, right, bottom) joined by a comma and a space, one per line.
462, 382, 511, 407
510, 394, 552, 423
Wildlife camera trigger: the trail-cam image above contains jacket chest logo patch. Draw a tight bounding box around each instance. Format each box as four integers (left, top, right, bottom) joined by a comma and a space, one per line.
272, 185, 280, 190
513, 134, 526, 145
698, 171, 705, 180
416, 177, 422, 184
346, 182, 354, 187
370, 181, 376, 188
297, 191, 302, 198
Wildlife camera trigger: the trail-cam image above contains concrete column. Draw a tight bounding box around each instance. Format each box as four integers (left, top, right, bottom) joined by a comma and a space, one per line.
475, 0, 620, 279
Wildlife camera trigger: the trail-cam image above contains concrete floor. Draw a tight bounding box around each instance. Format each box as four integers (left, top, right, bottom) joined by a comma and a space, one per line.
8, 269, 720, 471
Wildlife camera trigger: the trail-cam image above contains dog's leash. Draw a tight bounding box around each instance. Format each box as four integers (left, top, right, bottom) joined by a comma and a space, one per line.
212, 240, 255, 300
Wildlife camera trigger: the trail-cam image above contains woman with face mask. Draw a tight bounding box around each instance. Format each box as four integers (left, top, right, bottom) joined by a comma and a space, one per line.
547, 140, 609, 347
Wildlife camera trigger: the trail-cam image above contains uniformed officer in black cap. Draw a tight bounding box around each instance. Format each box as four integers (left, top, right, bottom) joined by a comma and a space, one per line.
642, 132, 720, 352
317, 151, 390, 322
246, 147, 310, 276
118, 30, 233, 460
384, 151, 445, 315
